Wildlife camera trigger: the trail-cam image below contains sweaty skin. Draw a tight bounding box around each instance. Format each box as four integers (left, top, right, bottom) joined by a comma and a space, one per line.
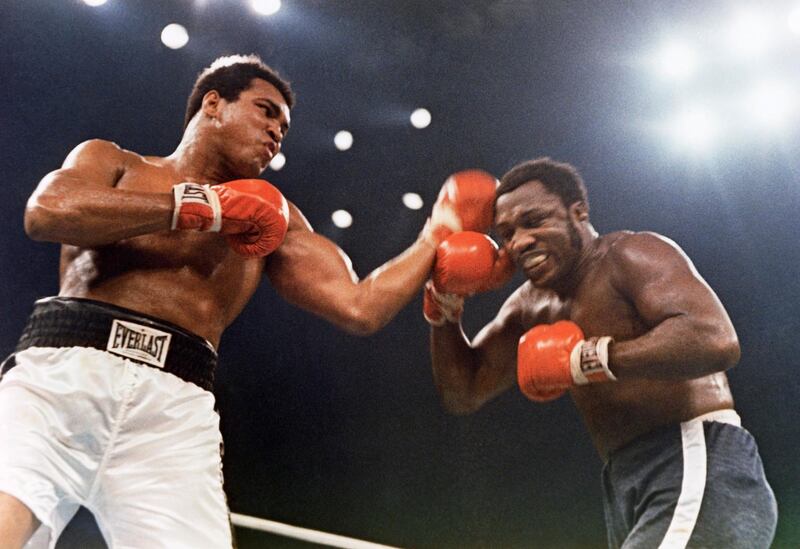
430, 180, 737, 459
26, 78, 439, 348
8, 75, 443, 547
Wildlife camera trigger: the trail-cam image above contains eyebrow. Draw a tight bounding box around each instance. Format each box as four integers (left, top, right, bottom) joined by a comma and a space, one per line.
499, 209, 549, 224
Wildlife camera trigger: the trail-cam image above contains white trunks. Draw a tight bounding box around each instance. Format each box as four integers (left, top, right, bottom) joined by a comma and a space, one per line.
0, 298, 232, 548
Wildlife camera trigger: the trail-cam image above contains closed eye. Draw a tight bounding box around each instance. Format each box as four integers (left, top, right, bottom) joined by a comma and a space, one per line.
520, 213, 548, 228
258, 102, 289, 136
259, 102, 279, 118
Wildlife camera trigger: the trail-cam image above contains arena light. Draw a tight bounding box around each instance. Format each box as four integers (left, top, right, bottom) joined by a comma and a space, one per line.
669, 106, 718, 151
251, 0, 281, 16
331, 210, 353, 229
334, 130, 353, 151
654, 41, 698, 81
789, 5, 800, 34
410, 108, 431, 129
269, 152, 286, 171
402, 192, 423, 210
161, 24, 189, 50
745, 80, 796, 130
83, 0, 108, 6
725, 9, 773, 58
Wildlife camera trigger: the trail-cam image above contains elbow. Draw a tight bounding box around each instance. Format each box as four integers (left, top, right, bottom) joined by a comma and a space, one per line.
696, 327, 740, 374
442, 399, 480, 416
24, 203, 55, 242
337, 306, 387, 336
714, 332, 740, 372
437, 387, 483, 416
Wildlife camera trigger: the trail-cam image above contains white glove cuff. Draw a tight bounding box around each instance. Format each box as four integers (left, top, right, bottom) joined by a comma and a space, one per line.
172, 183, 223, 232
427, 282, 464, 325
569, 336, 616, 385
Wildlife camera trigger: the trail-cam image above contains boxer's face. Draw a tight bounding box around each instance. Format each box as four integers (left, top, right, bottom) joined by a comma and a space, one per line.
213, 78, 291, 178
494, 180, 584, 287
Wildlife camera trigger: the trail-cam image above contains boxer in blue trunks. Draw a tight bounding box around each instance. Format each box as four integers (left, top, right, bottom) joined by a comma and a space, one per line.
0, 54, 498, 548
424, 157, 777, 548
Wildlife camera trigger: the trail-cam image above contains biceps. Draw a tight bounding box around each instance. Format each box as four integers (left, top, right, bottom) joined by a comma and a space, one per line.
266, 233, 360, 310
59, 140, 125, 188
632, 272, 724, 328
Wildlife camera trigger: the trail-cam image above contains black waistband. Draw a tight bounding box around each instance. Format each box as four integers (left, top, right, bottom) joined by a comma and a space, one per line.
2, 297, 217, 392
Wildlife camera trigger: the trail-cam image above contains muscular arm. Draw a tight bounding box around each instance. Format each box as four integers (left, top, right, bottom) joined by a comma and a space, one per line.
264, 203, 437, 335
607, 232, 740, 380
430, 289, 527, 414
25, 139, 173, 246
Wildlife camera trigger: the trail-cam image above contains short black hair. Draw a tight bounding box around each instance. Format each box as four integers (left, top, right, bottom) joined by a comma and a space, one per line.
497, 157, 588, 209
184, 54, 295, 129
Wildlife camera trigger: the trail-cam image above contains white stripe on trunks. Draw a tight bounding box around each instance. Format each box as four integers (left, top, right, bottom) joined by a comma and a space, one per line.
657, 417, 708, 548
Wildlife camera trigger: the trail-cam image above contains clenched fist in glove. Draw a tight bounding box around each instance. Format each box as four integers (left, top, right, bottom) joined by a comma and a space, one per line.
432, 231, 513, 295
424, 231, 514, 326
172, 179, 289, 257
517, 320, 616, 402
424, 169, 498, 246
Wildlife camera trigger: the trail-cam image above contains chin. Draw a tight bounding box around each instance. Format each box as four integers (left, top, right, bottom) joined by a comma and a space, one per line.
530, 280, 553, 290
526, 272, 550, 288
238, 163, 264, 179
527, 267, 560, 289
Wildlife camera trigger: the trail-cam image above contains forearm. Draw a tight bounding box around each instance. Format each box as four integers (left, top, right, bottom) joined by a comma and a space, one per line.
431, 323, 483, 414
345, 237, 437, 334
25, 173, 173, 246
608, 315, 740, 380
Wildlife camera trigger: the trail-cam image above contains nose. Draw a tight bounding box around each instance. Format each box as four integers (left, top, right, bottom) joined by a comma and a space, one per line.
508, 229, 534, 258
266, 123, 282, 145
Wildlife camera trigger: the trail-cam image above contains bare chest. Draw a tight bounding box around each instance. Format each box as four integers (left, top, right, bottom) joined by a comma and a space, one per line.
78, 164, 240, 277
58, 162, 265, 340
519, 267, 647, 341
569, 272, 646, 340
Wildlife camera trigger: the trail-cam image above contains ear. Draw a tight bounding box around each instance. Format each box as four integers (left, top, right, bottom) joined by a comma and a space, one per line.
570, 201, 589, 222
200, 90, 222, 119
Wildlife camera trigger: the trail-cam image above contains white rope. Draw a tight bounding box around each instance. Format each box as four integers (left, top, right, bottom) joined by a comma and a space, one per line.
230, 513, 402, 549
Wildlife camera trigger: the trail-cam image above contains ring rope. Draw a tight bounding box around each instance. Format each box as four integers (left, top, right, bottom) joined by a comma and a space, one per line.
230, 512, 402, 549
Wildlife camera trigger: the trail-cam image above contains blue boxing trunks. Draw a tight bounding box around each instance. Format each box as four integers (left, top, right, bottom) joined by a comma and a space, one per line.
601, 409, 777, 549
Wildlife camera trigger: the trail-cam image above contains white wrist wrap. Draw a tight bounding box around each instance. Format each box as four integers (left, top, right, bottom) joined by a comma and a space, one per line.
423, 281, 464, 326
569, 336, 616, 385
171, 183, 223, 232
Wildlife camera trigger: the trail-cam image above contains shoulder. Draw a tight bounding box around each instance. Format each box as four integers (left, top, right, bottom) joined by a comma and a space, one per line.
64, 139, 143, 170
68, 139, 135, 159
285, 200, 314, 233
603, 231, 696, 291
498, 280, 560, 328
605, 230, 688, 266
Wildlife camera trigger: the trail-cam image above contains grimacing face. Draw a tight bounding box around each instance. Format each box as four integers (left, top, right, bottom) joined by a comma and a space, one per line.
494, 180, 584, 288
212, 78, 291, 178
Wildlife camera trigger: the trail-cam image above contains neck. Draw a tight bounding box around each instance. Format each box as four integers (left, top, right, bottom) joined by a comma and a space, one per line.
552, 224, 601, 298
167, 122, 230, 184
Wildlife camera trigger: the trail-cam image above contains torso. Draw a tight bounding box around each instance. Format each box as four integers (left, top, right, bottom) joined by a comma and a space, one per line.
511, 231, 734, 458
58, 150, 281, 348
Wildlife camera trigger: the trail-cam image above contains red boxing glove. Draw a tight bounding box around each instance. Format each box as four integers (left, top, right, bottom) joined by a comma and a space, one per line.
424, 232, 513, 327
427, 169, 498, 244
172, 179, 290, 257
517, 320, 616, 402
433, 231, 501, 295
432, 231, 514, 294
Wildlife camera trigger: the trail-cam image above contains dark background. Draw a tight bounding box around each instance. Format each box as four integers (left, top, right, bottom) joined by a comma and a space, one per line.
1, 1, 798, 547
